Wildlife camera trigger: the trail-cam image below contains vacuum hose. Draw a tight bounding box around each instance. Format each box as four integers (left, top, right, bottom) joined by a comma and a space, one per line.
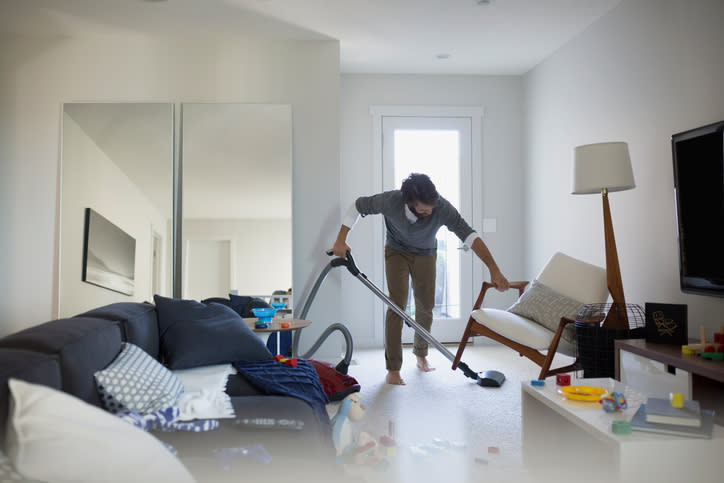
291, 253, 354, 374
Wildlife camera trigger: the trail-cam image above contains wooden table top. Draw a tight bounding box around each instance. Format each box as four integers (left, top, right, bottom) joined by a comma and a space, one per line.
615, 338, 724, 384
243, 317, 311, 333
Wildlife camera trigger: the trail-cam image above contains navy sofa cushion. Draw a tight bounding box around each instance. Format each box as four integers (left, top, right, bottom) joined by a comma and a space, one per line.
0, 348, 62, 451
154, 295, 273, 370
0, 317, 122, 407
228, 294, 272, 317
78, 302, 160, 359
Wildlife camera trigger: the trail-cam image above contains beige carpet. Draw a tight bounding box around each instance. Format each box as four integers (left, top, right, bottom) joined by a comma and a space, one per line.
324, 342, 578, 483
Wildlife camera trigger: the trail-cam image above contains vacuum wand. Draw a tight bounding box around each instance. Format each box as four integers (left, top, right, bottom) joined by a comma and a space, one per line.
326, 250, 483, 382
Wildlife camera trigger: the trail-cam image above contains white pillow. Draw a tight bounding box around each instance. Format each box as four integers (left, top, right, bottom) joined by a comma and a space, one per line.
6, 379, 196, 483
0, 449, 39, 482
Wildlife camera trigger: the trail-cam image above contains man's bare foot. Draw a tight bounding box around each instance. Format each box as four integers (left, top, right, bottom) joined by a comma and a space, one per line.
416, 356, 436, 372
386, 370, 406, 385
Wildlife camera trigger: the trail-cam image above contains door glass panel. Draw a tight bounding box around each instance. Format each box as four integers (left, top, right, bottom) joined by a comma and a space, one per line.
393, 129, 461, 320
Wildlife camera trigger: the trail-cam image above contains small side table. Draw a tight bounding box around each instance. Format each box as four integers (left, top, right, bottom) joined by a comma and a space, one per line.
244, 317, 312, 355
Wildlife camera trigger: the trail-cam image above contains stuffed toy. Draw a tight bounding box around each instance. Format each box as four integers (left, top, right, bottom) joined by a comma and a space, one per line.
329, 392, 365, 455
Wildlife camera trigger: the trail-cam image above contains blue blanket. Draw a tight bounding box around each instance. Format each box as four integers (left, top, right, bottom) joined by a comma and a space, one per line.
233, 359, 330, 431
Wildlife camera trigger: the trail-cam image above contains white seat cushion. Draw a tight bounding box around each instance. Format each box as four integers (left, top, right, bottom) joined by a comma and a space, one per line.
471, 308, 576, 356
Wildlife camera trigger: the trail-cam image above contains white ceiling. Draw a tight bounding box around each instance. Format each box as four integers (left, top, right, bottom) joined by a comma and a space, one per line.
10, 0, 622, 220
2, 0, 622, 75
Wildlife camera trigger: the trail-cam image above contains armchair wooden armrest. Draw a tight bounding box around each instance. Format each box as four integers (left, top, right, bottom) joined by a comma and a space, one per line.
472, 281, 528, 311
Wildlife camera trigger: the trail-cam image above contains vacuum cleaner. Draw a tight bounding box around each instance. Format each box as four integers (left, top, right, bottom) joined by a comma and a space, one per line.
318, 250, 505, 387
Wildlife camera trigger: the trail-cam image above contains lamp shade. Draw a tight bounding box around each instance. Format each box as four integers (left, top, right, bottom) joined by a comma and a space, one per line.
571, 142, 635, 194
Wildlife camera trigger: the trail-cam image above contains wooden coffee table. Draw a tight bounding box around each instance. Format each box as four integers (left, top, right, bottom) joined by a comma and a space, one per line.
243, 317, 311, 355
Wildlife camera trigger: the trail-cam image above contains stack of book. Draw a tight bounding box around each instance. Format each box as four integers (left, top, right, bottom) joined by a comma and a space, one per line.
630, 396, 715, 438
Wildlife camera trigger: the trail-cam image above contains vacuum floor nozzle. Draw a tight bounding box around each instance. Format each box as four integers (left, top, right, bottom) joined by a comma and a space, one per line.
476, 370, 506, 387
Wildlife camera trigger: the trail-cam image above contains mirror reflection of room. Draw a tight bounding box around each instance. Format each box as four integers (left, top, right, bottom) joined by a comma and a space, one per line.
59, 102, 174, 317
58, 102, 293, 318
181, 103, 292, 307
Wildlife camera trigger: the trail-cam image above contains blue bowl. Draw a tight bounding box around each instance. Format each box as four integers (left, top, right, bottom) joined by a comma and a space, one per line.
252, 307, 277, 325
271, 302, 286, 310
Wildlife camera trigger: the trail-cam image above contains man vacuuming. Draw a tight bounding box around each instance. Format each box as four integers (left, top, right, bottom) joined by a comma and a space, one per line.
332, 173, 510, 385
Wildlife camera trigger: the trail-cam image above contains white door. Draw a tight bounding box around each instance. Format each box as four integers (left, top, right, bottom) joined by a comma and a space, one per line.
381, 115, 476, 343
184, 239, 231, 301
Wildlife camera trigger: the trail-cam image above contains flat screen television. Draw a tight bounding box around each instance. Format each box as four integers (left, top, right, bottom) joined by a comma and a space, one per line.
672, 119, 724, 297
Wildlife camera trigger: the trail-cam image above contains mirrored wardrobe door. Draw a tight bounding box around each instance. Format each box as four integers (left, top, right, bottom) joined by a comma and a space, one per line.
59, 102, 174, 317
179, 103, 292, 304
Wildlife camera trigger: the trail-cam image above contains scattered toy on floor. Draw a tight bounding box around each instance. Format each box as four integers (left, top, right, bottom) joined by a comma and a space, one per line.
330, 392, 366, 456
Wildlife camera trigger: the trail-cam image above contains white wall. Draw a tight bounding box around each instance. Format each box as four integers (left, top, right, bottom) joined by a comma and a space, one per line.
524, 0, 724, 336
59, 114, 169, 317
0, 31, 340, 350
340, 74, 524, 348
183, 218, 292, 298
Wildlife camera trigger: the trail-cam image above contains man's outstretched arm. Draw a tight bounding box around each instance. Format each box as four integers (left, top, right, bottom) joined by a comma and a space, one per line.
470, 237, 510, 291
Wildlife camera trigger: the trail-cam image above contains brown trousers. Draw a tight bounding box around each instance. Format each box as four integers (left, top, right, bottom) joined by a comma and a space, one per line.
384, 245, 437, 371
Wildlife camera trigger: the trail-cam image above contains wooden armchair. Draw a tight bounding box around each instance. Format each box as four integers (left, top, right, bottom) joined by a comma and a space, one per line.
452, 252, 608, 380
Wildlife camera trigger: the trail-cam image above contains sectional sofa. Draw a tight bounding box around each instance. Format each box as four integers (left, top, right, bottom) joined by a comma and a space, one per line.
0, 299, 338, 482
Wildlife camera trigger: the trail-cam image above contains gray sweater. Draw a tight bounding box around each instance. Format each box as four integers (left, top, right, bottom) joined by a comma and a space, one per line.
355, 190, 475, 256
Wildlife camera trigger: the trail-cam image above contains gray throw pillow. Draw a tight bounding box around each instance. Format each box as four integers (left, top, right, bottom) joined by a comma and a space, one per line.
507, 279, 584, 344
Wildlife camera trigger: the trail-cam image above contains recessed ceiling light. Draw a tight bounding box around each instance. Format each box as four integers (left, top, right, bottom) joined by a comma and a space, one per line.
477, 0, 493, 5
436, 54, 451, 60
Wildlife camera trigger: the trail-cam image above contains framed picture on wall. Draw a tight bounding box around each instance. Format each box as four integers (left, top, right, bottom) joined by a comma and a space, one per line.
82, 208, 136, 296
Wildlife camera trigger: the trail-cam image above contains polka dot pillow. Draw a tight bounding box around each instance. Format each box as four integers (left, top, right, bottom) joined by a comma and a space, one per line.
94, 343, 184, 414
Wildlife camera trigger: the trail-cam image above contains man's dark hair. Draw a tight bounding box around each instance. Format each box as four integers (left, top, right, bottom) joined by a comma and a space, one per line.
400, 173, 440, 205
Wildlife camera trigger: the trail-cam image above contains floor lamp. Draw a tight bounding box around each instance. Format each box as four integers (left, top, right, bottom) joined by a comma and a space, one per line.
572, 142, 635, 330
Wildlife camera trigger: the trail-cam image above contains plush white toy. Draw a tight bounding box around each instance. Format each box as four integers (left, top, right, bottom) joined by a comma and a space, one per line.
330, 392, 365, 455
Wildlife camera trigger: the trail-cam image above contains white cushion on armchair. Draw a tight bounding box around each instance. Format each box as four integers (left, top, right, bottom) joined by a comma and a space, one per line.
472, 309, 575, 354
470, 252, 608, 357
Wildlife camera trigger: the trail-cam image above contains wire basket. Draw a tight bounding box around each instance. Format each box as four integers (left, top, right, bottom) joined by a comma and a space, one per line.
574, 303, 646, 378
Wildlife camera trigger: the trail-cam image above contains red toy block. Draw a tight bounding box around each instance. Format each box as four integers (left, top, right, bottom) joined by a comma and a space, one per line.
379, 435, 396, 447
357, 441, 376, 454
556, 374, 571, 386
273, 355, 298, 366
704, 345, 716, 353
714, 333, 724, 344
